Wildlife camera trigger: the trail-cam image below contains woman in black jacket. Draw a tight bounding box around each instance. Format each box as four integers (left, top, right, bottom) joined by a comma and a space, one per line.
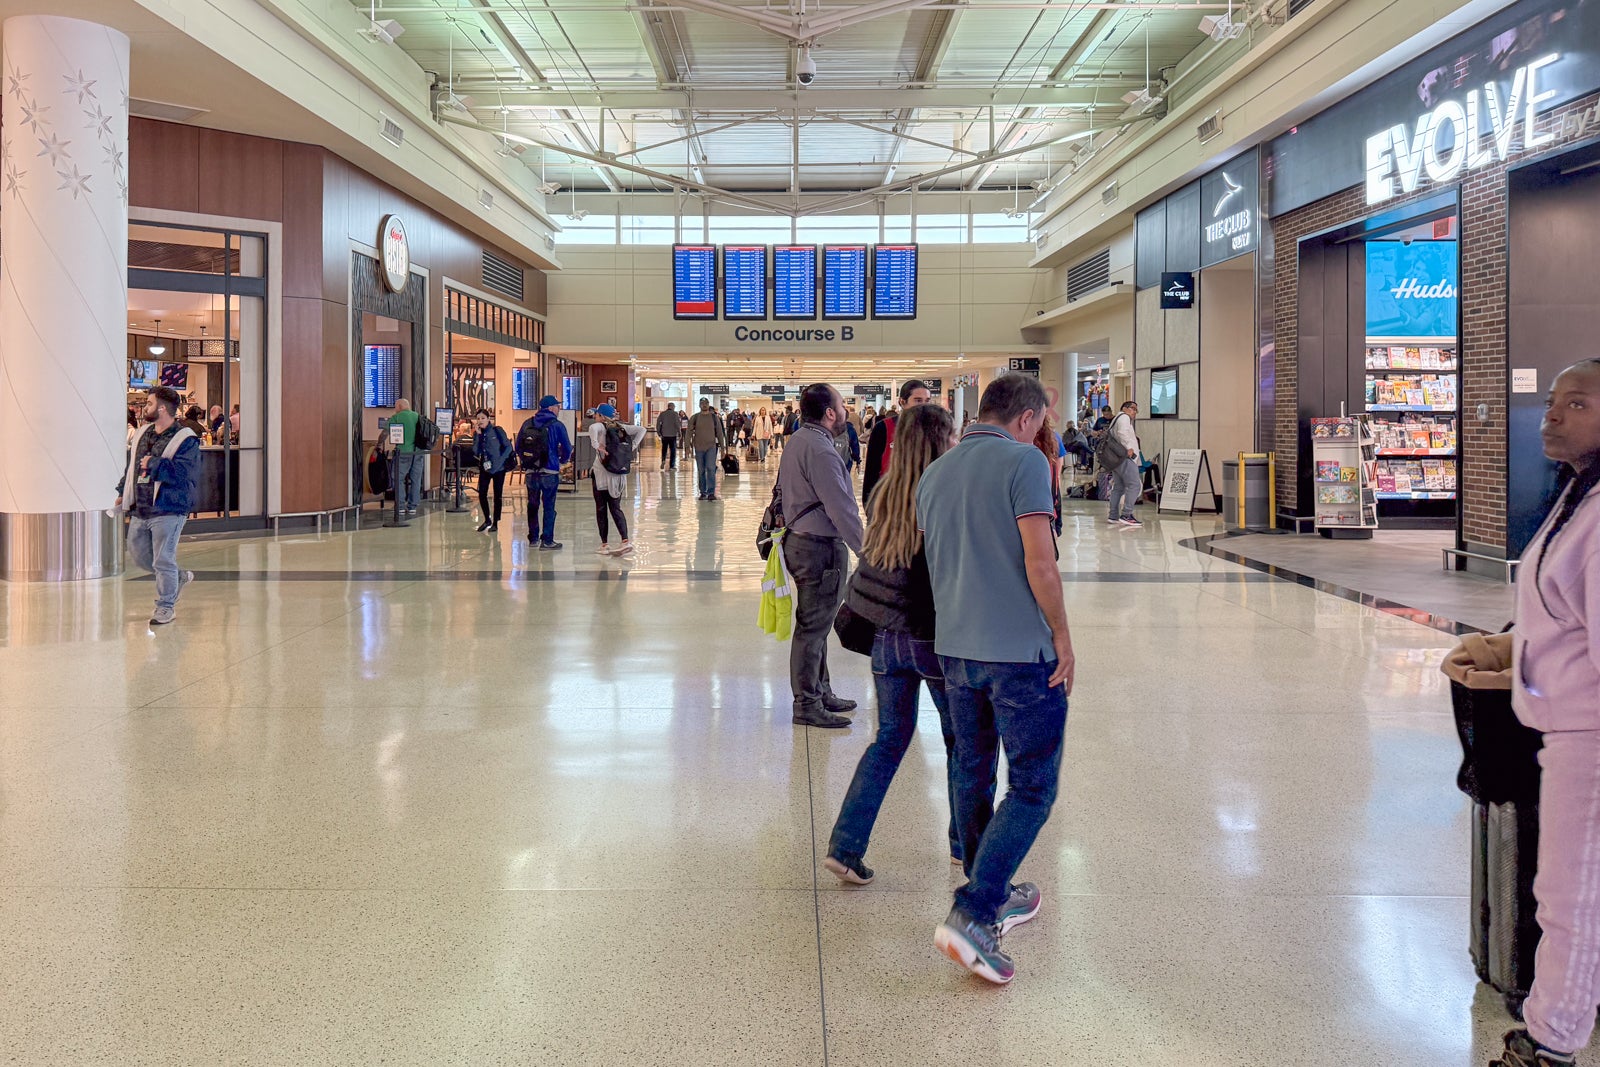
471, 408, 514, 532
823, 402, 966, 885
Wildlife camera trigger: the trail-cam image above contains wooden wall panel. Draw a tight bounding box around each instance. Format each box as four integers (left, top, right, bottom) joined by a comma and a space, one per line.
322, 297, 353, 508
282, 143, 323, 301
197, 130, 284, 222
280, 296, 325, 513
128, 118, 200, 213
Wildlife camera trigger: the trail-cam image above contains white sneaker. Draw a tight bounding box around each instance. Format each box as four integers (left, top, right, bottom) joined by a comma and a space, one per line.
150, 605, 176, 626
615, 540, 634, 555
1106, 517, 1122, 525
595, 544, 613, 555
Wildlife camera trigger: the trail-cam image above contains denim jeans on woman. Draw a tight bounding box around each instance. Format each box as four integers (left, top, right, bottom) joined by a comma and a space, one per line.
828, 629, 966, 864
942, 655, 1068, 925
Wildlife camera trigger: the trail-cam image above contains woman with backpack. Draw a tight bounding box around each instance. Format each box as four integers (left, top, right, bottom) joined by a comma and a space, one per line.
589, 403, 646, 556
471, 409, 514, 532
823, 402, 968, 885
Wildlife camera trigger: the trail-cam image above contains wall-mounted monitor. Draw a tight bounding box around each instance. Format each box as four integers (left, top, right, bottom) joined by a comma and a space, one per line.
822, 245, 867, 319
773, 245, 817, 319
722, 245, 768, 319
872, 243, 918, 319
362, 344, 402, 408
672, 244, 717, 319
158, 362, 189, 389
128, 360, 158, 390
1150, 366, 1179, 418
512, 367, 537, 411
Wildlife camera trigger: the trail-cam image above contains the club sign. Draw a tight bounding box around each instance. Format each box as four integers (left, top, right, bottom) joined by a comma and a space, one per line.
1365, 53, 1559, 206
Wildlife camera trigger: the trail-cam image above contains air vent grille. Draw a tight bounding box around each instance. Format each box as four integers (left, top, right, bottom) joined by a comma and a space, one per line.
1198, 113, 1222, 144
478, 188, 495, 211
1288, 0, 1315, 15
1066, 248, 1112, 302
1101, 180, 1119, 205
379, 113, 405, 148
481, 250, 525, 301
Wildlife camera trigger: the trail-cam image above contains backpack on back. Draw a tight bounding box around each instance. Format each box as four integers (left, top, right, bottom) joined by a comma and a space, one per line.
517, 417, 551, 472
602, 422, 633, 474
414, 414, 439, 452
1096, 414, 1129, 470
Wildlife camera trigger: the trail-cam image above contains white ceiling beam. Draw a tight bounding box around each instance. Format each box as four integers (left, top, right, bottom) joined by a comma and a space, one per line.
882, 3, 965, 185
447, 86, 1139, 109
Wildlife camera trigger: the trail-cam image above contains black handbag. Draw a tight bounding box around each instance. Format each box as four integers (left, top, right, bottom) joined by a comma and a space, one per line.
833, 600, 877, 656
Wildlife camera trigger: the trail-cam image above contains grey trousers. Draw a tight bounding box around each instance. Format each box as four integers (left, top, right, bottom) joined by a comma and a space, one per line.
1108, 456, 1142, 518
785, 532, 846, 714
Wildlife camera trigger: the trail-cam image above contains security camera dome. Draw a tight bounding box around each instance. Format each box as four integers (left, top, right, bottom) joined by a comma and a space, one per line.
797, 47, 817, 86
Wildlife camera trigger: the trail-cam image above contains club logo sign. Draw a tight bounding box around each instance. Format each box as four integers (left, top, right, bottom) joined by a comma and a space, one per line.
1160, 271, 1195, 310
1205, 172, 1252, 254
1365, 53, 1560, 206
379, 214, 411, 294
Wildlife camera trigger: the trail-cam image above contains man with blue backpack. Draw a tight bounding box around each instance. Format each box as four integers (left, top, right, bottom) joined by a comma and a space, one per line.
516, 395, 573, 550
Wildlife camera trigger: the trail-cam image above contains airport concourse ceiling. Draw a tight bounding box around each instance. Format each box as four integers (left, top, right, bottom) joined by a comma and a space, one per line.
350, 0, 1244, 203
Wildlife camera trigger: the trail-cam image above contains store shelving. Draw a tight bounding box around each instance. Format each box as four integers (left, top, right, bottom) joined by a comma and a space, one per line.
1363, 339, 1459, 508
1311, 416, 1379, 534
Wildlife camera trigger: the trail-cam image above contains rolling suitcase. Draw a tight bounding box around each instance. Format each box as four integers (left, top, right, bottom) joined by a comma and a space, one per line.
721, 451, 741, 476
1471, 799, 1541, 1017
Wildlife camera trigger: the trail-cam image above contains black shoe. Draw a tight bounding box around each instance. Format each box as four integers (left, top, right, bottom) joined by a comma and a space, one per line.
792, 708, 851, 729
1491, 1030, 1576, 1067
538, 540, 563, 551
486, 523, 499, 532
823, 854, 874, 885
823, 696, 858, 714
476, 520, 490, 532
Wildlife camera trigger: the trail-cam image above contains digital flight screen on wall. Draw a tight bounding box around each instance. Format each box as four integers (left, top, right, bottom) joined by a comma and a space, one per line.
773, 245, 817, 319
512, 367, 537, 410
722, 245, 768, 319
872, 244, 918, 319
823, 245, 867, 319
672, 244, 717, 319
362, 345, 402, 408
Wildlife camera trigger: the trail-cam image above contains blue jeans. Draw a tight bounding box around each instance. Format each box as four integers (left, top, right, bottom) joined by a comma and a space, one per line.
695, 447, 718, 497
527, 470, 560, 544
394, 450, 423, 510
941, 655, 1068, 925
127, 513, 187, 609
827, 630, 965, 864
758, 438, 769, 462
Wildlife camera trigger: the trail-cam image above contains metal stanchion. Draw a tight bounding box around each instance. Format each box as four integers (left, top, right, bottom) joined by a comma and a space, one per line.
382, 450, 409, 528
446, 444, 470, 513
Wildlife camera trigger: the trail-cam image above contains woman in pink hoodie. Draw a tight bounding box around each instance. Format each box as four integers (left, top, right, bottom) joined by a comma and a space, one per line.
1495, 359, 1600, 1067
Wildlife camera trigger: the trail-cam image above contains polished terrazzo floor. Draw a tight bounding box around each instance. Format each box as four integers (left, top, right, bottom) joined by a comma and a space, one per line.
0, 455, 1581, 1065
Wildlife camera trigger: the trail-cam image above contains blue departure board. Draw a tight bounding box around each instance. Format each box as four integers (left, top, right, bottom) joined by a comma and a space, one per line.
722, 245, 768, 319
872, 244, 918, 319
773, 245, 817, 319
823, 245, 867, 319
673, 245, 717, 319
363, 344, 401, 408
512, 367, 537, 410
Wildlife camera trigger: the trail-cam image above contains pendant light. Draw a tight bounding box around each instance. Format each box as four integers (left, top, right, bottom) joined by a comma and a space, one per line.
148, 320, 166, 357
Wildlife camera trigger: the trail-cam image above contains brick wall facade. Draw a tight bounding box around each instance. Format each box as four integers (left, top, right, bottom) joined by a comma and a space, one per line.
1271, 91, 1600, 549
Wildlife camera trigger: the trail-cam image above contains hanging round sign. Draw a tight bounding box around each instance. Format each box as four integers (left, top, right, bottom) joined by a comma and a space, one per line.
379, 214, 410, 294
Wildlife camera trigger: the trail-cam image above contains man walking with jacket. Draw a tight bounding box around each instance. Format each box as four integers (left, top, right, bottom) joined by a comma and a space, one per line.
1104, 400, 1143, 528
116, 385, 201, 626
656, 403, 683, 470
687, 398, 726, 501
517, 395, 574, 550
777, 383, 865, 729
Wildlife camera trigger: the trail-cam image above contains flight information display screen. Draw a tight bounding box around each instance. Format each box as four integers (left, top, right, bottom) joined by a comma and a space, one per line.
512, 367, 537, 410
722, 245, 768, 319
672, 245, 717, 319
873, 244, 918, 319
823, 245, 867, 319
772, 245, 817, 319
362, 345, 401, 408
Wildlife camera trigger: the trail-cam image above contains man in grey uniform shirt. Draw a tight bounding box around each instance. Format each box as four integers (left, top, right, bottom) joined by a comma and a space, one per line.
776, 383, 865, 729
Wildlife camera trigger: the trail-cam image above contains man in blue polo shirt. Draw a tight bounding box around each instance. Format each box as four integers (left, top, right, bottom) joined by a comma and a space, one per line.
916, 371, 1076, 986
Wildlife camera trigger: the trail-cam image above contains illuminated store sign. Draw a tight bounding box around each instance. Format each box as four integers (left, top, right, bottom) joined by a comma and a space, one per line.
1365, 53, 1560, 205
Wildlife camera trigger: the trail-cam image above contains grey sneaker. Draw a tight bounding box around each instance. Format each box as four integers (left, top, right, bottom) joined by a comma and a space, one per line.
179, 570, 195, 595
997, 882, 1042, 935
934, 906, 1014, 984
150, 605, 176, 626
823, 854, 874, 885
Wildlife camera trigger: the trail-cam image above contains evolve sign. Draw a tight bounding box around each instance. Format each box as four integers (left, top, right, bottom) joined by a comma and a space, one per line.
1366, 53, 1560, 205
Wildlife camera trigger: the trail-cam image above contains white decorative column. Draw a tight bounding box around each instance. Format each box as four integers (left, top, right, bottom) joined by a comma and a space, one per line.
0, 16, 129, 580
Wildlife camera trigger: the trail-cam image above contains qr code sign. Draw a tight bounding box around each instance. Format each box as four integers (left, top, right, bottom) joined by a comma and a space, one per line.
1170, 473, 1190, 494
